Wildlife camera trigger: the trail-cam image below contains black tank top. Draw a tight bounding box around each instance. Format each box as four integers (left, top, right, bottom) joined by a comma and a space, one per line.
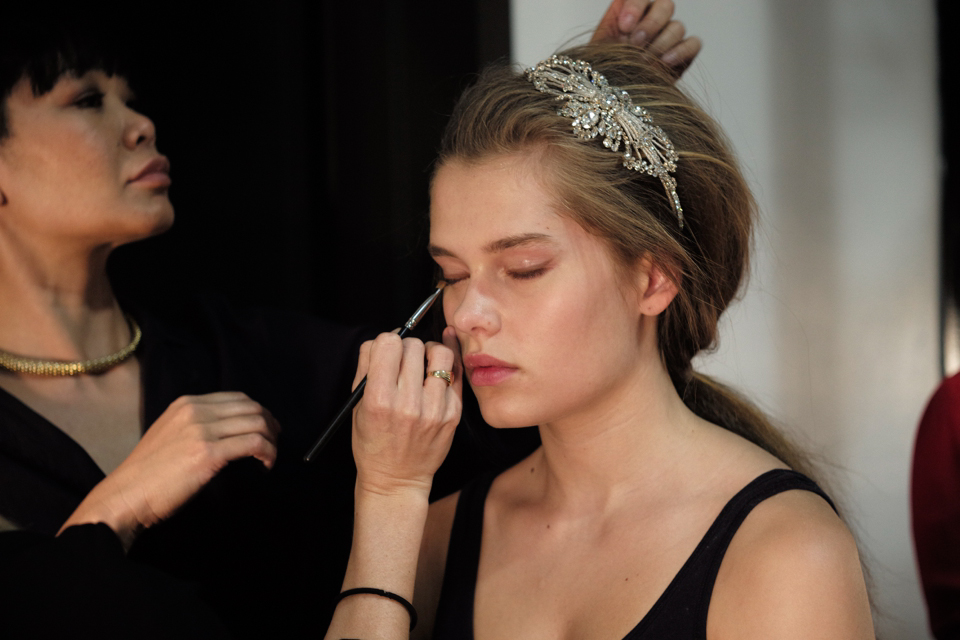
432, 469, 834, 639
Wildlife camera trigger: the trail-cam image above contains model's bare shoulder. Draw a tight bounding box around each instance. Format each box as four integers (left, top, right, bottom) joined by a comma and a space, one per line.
709, 488, 874, 640
413, 490, 460, 640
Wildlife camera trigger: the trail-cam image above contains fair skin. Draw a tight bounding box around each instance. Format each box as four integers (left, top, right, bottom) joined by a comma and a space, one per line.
0, 71, 278, 547
326, 153, 874, 639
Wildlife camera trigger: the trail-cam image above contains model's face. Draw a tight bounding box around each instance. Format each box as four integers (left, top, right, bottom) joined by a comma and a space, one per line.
429, 154, 647, 429
0, 70, 173, 247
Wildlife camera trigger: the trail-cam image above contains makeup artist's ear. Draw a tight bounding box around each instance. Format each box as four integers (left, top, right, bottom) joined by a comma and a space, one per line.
634, 255, 679, 317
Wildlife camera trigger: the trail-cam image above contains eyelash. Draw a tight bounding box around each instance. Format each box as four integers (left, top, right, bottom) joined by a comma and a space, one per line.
74, 91, 104, 109
509, 268, 546, 280
441, 268, 547, 286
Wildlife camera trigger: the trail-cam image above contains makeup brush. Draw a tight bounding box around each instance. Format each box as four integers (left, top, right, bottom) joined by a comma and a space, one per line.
303, 283, 446, 463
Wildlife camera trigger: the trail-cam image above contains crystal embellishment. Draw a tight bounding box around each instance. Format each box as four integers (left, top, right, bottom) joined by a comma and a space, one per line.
526, 55, 684, 228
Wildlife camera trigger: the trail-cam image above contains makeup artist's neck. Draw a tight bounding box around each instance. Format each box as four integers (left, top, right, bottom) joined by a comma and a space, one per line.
0, 239, 125, 360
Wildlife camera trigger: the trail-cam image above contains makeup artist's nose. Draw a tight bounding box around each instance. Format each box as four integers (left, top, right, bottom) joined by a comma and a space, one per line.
450, 281, 500, 336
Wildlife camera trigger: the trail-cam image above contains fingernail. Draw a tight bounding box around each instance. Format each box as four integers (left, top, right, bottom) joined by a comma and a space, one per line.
661, 51, 679, 66
631, 30, 648, 46
618, 11, 640, 32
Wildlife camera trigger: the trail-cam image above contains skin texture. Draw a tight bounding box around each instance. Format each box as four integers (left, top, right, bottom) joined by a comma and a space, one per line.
429, 156, 659, 431
0, 71, 279, 546
0, 72, 173, 254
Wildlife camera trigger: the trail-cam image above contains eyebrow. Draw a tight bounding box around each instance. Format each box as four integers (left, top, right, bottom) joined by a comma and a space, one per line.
428, 233, 556, 258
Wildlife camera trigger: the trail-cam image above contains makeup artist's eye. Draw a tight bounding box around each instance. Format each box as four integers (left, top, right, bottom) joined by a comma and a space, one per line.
73, 90, 104, 109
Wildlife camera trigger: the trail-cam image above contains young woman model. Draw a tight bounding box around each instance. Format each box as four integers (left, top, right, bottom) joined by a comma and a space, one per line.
326, 42, 876, 639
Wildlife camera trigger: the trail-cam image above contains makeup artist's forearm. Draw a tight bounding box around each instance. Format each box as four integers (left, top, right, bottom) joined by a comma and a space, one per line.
59, 479, 142, 551
324, 486, 430, 640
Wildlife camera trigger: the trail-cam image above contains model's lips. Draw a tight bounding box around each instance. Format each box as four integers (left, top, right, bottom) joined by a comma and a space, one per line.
129, 156, 171, 187
463, 353, 518, 387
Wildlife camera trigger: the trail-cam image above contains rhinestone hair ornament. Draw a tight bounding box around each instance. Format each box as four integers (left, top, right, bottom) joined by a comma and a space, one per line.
526, 55, 684, 227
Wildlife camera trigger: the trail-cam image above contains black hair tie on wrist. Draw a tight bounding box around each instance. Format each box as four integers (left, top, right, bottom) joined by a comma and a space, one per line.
336, 587, 418, 631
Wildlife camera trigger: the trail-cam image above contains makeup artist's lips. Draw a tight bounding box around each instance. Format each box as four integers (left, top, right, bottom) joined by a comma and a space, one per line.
463, 353, 518, 387
128, 157, 171, 187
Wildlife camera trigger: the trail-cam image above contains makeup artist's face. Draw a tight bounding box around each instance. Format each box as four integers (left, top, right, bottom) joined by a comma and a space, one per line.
0, 70, 173, 248
429, 153, 645, 429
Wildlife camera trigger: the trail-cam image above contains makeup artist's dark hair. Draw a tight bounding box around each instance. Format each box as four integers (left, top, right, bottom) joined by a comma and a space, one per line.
1, 12, 125, 140
436, 42, 813, 476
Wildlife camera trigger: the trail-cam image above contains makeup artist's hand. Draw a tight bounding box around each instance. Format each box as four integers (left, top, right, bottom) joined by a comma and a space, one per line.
324, 329, 461, 640
592, 0, 702, 75
60, 392, 280, 550
351, 327, 463, 499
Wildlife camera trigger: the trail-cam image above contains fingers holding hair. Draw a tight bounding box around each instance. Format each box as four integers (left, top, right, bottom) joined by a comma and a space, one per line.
591, 0, 701, 75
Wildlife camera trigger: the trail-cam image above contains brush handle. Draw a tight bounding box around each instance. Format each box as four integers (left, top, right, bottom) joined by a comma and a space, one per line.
303, 285, 444, 463
303, 325, 412, 463
302, 377, 367, 462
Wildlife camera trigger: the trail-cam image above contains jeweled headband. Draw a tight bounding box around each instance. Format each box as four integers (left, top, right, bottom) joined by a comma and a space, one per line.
526, 55, 684, 228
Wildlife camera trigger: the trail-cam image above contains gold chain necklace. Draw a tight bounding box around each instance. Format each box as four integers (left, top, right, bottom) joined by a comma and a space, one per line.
0, 315, 142, 376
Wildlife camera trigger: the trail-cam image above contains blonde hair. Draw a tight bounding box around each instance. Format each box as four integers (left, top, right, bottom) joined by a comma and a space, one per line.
437, 42, 810, 474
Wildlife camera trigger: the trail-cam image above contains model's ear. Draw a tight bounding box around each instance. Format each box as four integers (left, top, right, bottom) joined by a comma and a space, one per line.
634, 255, 679, 316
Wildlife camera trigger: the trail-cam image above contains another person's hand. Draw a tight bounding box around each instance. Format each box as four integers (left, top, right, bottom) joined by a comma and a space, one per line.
592, 0, 702, 74
351, 328, 462, 500
60, 392, 280, 549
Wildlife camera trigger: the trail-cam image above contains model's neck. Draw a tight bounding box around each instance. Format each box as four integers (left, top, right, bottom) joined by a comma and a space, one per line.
530, 341, 702, 513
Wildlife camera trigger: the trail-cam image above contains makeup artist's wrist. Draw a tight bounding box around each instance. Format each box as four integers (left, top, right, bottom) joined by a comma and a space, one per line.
349, 484, 429, 587
355, 470, 435, 500
355, 478, 432, 512
60, 481, 145, 551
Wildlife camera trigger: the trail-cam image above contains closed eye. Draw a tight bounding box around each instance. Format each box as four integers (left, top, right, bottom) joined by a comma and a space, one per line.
508, 267, 547, 280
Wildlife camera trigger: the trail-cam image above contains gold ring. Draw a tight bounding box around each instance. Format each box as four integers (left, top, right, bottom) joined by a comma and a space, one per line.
428, 370, 453, 386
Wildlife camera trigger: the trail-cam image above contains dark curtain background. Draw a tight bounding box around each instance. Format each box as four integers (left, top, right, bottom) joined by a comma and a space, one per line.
105, 1, 510, 330
100, 1, 538, 486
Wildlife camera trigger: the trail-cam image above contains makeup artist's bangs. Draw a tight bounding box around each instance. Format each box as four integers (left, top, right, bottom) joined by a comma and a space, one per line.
1, 10, 128, 138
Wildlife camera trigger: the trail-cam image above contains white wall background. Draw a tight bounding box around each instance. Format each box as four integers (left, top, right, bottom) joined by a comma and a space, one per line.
512, 1, 940, 638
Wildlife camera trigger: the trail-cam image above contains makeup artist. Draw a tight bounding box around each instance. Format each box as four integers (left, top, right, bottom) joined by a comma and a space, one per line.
0, 2, 698, 638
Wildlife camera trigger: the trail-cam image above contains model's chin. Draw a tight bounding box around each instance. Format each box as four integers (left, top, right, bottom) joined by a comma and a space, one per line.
475, 392, 540, 429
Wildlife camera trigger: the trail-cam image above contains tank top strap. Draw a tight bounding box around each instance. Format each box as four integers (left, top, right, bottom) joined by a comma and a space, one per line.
627, 468, 835, 639
432, 471, 498, 640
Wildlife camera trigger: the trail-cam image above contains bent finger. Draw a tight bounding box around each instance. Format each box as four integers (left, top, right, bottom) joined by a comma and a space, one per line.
397, 337, 427, 394
631, 0, 674, 46
591, 0, 627, 43
214, 432, 279, 469
647, 20, 686, 57
354, 339, 374, 389
423, 340, 455, 390
661, 35, 702, 74
191, 391, 251, 405
364, 332, 405, 401
442, 326, 465, 398
618, 0, 650, 34
206, 413, 280, 444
